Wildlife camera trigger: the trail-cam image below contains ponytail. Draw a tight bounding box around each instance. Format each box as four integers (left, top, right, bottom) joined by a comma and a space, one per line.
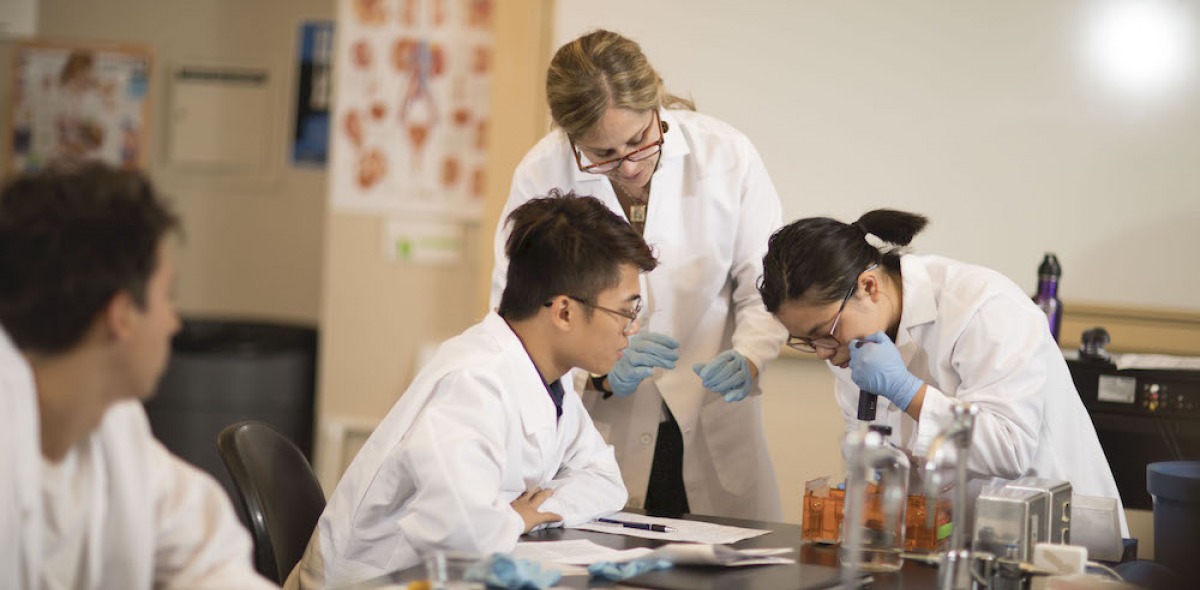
855, 209, 927, 247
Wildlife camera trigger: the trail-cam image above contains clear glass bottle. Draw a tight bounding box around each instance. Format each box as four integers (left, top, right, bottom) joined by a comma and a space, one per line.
840, 424, 911, 573
1032, 253, 1062, 342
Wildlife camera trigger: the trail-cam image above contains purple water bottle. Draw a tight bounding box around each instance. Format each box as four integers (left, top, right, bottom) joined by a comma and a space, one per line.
1033, 253, 1062, 342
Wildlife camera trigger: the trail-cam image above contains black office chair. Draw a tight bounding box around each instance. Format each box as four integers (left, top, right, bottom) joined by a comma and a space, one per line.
217, 420, 326, 584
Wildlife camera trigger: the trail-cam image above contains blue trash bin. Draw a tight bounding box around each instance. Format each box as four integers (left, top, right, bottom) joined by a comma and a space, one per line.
1146, 461, 1200, 581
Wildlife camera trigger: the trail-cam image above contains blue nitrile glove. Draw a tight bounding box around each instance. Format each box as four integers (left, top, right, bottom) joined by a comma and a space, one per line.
848, 331, 924, 411
587, 558, 673, 582
465, 554, 562, 590
692, 349, 753, 402
608, 332, 680, 397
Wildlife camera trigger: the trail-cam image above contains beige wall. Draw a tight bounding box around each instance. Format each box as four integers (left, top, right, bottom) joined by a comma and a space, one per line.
475, 0, 556, 313
315, 0, 556, 479
758, 357, 843, 523
317, 213, 481, 420
1, 0, 331, 324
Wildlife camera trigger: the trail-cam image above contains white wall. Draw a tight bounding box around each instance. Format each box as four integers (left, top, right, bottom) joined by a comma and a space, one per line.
556, 0, 1200, 312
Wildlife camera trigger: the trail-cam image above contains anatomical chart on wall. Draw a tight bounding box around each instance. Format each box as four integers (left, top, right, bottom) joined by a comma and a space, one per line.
330, 0, 492, 218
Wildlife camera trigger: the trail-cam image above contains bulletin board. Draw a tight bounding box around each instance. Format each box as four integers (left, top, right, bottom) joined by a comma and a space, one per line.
6, 40, 153, 173
329, 0, 493, 219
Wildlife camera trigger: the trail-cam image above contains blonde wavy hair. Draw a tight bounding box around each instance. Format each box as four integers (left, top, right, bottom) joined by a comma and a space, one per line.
546, 29, 695, 139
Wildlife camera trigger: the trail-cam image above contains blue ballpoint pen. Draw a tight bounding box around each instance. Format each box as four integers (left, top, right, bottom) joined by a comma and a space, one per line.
597, 517, 676, 533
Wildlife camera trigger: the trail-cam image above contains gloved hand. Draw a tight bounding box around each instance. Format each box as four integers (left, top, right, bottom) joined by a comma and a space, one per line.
587, 558, 673, 582
848, 331, 924, 411
692, 349, 753, 402
608, 332, 680, 397
465, 554, 562, 590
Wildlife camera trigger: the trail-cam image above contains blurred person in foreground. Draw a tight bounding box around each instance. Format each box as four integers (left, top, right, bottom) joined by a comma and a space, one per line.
0, 163, 276, 589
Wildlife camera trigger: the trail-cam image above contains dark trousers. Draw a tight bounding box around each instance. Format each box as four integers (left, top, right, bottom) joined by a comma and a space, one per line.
644, 405, 689, 516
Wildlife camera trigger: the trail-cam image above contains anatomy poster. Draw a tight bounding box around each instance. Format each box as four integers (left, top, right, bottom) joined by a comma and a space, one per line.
331, 0, 492, 218
7, 40, 152, 173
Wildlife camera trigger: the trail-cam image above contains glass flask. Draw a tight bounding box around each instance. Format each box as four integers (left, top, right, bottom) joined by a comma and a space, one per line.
840, 424, 911, 573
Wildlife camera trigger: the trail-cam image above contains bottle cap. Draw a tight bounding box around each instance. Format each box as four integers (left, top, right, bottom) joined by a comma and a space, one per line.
868, 424, 893, 437
1038, 253, 1061, 278
1079, 327, 1113, 363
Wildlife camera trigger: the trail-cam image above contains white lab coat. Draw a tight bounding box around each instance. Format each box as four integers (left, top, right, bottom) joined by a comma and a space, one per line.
291, 313, 626, 588
0, 327, 276, 590
489, 109, 788, 520
830, 255, 1127, 534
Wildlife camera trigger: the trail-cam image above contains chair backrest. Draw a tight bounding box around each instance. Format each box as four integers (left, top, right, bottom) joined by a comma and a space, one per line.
217, 420, 326, 584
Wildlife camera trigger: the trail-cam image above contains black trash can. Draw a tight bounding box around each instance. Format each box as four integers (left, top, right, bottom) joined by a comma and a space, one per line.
1147, 461, 1200, 581
144, 318, 318, 518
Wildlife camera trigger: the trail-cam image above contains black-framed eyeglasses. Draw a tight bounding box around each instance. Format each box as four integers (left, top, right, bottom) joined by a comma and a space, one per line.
545, 295, 642, 334
571, 110, 666, 174
787, 264, 879, 353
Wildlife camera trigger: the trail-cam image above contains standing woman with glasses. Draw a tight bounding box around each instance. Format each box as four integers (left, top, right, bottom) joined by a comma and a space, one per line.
759, 209, 1125, 533
489, 29, 787, 520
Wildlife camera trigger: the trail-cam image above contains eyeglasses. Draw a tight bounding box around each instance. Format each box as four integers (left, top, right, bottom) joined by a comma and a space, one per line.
787, 264, 879, 353
571, 110, 666, 174
545, 295, 642, 334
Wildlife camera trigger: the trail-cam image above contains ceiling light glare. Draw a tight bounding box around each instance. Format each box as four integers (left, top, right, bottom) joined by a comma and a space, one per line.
1084, 0, 1194, 97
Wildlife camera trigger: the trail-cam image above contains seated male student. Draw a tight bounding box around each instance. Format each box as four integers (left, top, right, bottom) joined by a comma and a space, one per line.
288, 192, 653, 588
0, 163, 276, 589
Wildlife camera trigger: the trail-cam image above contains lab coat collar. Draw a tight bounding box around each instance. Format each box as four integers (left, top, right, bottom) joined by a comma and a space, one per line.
658, 108, 689, 161
0, 325, 44, 575
481, 312, 559, 435
569, 107, 691, 185
897, 255, 938, 347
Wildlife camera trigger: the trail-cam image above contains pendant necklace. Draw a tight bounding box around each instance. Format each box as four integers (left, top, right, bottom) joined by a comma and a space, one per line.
629, 198, 647, 223
615, 182, 649, 224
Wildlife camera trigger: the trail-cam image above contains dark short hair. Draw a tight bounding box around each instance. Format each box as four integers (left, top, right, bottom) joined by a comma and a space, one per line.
0, 163, 180, 353
498, 190, 657, 321
760, 209, 928, 312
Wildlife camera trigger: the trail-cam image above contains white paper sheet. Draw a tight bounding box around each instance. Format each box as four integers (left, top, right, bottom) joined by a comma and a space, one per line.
642, 543, 795, 566
512, 539, 794, 569
512, 539, 651, 566
570, 511, 772, 544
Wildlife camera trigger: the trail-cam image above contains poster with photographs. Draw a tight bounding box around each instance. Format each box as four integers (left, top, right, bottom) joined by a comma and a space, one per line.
330, 0, 492, 219
7, 40, 153, 173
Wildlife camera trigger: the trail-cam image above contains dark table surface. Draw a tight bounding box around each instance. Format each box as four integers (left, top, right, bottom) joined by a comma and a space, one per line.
359, 511, 941, 589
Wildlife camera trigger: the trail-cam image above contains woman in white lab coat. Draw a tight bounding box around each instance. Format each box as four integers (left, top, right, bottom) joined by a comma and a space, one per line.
490, 30, 788, 520
759, 209, 1126, 532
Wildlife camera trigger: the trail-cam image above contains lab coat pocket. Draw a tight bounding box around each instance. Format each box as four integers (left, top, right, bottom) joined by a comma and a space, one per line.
699, 399, 759, 497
